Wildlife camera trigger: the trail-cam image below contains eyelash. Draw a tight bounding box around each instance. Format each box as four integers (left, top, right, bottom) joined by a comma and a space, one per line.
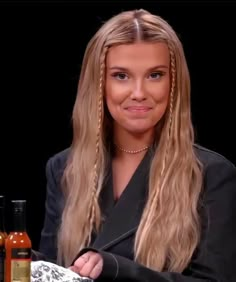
111, 72, 128, 80
149, 72, 164, 79
111, 71, 165, 80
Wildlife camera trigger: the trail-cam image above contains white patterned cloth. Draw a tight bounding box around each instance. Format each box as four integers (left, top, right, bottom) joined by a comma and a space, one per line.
31, 260, 93, 282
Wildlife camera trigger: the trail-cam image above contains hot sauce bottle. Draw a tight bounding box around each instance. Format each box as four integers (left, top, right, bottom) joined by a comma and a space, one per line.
0, 196, 7, 282
5, 200, 31, 282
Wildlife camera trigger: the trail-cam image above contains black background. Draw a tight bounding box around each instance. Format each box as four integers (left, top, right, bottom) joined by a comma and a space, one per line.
1, 0, 236, 251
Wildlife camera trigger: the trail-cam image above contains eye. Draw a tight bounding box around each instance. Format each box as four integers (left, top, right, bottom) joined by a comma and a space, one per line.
149, 71, 164, 80
111, 72, 128, 80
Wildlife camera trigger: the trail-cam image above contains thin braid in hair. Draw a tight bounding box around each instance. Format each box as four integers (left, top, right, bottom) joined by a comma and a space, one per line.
160, 45, 175, 176
86, 46, 109, 245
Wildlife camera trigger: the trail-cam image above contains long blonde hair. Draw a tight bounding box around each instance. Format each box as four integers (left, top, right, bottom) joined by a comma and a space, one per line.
57, 9, 203, 271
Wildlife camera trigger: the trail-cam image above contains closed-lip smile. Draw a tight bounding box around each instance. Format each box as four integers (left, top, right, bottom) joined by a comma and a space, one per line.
125, 106, 152, 112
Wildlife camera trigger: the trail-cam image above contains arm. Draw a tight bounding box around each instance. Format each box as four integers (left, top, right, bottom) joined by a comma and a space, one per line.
38, 155, 65, 263
75, 158, 236, 282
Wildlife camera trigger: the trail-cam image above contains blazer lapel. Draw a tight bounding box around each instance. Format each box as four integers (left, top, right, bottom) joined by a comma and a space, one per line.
92, 150, 153, 250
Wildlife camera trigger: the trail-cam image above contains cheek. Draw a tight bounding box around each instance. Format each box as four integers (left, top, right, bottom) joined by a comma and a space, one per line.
105, 95, 114, 114
105, 85, 118, 119
105, 95, 122, 122
157, 94, 170, 118
151, 84, 170, 121
105, 81, 128, 107
151, 82, 170, 102
158, 99, 169, 118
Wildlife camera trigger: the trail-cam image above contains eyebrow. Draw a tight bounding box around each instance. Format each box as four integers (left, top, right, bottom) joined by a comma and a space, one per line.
108, 65, 169, 71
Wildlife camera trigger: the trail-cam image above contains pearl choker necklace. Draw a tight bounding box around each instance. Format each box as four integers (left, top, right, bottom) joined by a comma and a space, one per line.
114, 144, 150, 154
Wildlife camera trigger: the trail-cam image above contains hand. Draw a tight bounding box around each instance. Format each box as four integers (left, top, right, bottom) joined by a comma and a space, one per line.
69, 251, 103, 280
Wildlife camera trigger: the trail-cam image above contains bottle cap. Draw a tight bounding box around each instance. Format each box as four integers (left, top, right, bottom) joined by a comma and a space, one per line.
11, 200, 26, 213
0, 195, 5, 208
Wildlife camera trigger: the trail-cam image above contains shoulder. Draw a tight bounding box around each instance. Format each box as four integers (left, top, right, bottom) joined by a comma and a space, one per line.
194, 143, 235, 171
194, 144, 236, 195
45, 147, 71, 183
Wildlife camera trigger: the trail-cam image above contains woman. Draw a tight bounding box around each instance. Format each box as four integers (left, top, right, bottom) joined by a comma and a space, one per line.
39, 9, 236, 281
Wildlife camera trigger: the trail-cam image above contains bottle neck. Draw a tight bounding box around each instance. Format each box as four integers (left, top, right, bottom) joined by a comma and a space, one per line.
0, 208, 5, 231
13, 212, 26, 232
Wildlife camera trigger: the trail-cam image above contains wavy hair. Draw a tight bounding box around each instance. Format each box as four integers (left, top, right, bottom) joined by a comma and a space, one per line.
57, 9, 203, 271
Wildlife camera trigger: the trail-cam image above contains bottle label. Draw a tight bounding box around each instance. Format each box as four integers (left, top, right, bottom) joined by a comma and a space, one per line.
11, 248, 31, 282
0, 246, 5, 282
11, 248, 31, 259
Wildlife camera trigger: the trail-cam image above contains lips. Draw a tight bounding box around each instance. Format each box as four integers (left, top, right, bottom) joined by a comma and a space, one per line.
125, 106, 152, 112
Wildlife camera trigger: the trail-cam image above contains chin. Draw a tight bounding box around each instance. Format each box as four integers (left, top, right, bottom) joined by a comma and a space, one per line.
125, 125, 153, 135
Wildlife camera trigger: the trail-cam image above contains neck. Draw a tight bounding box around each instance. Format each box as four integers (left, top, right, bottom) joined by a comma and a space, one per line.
114, 143, 150, 154
113, 126, 154, 155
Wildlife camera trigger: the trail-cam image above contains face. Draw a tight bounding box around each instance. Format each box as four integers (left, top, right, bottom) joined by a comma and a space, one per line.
105, 42, 170, 136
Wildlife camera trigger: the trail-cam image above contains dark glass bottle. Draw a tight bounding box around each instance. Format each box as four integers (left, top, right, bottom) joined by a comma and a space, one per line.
5, 200, 31, 282
0, 196, 7, 282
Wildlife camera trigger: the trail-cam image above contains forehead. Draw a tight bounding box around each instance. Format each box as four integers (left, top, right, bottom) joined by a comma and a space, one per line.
106, 42, 170, 68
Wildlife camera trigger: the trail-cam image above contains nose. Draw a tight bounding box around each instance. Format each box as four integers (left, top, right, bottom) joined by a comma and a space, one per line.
130, 80, 147, 101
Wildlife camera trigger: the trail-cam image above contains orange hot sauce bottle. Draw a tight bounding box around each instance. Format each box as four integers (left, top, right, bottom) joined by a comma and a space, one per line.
0, 196, 7, 282
5, 200, 31, 282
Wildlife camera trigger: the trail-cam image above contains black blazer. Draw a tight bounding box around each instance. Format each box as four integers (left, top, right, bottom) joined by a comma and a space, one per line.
38, 145, 236, 282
